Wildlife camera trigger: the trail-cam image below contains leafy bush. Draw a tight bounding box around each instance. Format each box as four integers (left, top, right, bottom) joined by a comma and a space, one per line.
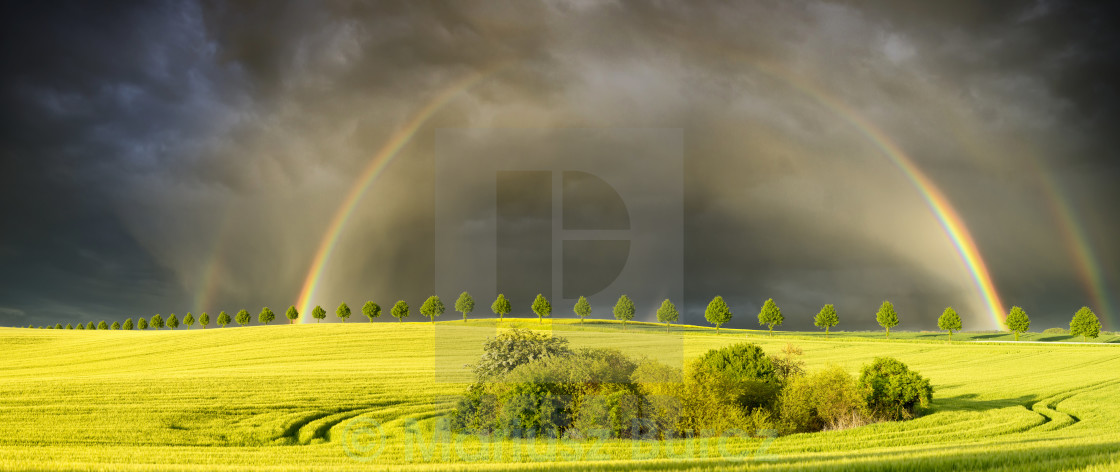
771, 343, 806, 381
859, 357, 932, 420
453, 344, 647, 439
468, 329, 571, 380
1043, 327, 1068, 335
691, 342, 781, 410
779, 366, 868, 433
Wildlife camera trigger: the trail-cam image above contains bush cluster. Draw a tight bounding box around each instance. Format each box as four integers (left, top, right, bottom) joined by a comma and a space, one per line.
452, 334, 934, 440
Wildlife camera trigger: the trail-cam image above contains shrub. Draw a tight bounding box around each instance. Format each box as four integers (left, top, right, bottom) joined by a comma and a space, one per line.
469, 329, 571, 380
694, 342, 778, 383
779, 366, 869, 433
677, 343, 783, 435
771, 343, 806, 381
859, 357, 932, 421
632, 360, 684, 438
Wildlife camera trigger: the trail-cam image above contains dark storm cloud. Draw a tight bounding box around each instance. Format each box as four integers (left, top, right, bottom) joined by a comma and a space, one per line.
1, 0, 1116, 329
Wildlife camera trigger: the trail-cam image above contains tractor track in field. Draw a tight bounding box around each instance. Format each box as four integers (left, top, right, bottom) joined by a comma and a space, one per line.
273, 403, 393, 445
1027, 379, 1120, 432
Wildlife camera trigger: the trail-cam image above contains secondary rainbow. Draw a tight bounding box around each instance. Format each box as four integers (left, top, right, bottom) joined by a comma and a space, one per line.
295, 66, 502, 320
775, 71, 1008, 328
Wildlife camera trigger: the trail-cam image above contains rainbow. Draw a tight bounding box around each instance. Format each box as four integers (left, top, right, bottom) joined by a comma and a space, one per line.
1036, 172, 1114, 330
291, 54, 1009, 329
295, 66, 504, 321
744, 62, 1009, 329
193, 207, 232, 314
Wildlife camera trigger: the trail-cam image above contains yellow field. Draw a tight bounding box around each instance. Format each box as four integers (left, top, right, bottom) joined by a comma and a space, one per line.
1, 320, 1118, 471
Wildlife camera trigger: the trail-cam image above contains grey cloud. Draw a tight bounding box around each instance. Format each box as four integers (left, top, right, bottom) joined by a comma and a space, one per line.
0, 0, 1116, 330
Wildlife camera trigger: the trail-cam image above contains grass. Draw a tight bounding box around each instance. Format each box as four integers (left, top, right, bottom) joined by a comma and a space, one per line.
1, 318, 1118, 471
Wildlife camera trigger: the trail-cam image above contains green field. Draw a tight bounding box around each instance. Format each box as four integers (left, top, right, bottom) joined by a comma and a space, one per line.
2, 319, 1118, 471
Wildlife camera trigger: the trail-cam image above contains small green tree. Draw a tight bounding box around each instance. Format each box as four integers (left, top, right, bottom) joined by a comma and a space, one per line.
137, 318, 148, 330
65, 323, 74, 330
337, 302, 351, 323
455, 292, 474, 322
235, 309, 250, 327
704, 295, 732, 334
166, 314, 179, 330
420, 296, 445, 324
217, 311, 231, 328
814, 304, 839, 337
391, 300, 409, 322
86, 321, 96, 330
199, 312, 210, 329
123, 318, 134, 330
361, 302, 381, 323
1070, 306, 1101, 342
491, 294, 511, 320
184, 312, 195, 329
55, 323, 63, 329
1006, 306, 1030, 341
758, 298, 783, 336
531, 294, 551, 323
285, 306, 299, 324
656, 299, 679, 333
613, 295, 635, 329
574, 296, 591, 324
311, 305, 326, 323
99, 321, 109, 330
110, 321, 121, 330
876, 301, 898, 338
937, 307, 962, 342
259, 307, 276, 325
150, 314, 163, 329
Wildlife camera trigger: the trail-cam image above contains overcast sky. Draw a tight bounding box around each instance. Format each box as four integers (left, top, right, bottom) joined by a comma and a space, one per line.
1, 1, 1117, 331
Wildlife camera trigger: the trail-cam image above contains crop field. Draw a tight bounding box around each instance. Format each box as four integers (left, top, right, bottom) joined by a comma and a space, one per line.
1, 319, 1118, 471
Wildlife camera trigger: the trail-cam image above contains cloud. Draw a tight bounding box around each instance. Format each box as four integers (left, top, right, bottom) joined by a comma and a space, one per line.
0, 0, 1116, 330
